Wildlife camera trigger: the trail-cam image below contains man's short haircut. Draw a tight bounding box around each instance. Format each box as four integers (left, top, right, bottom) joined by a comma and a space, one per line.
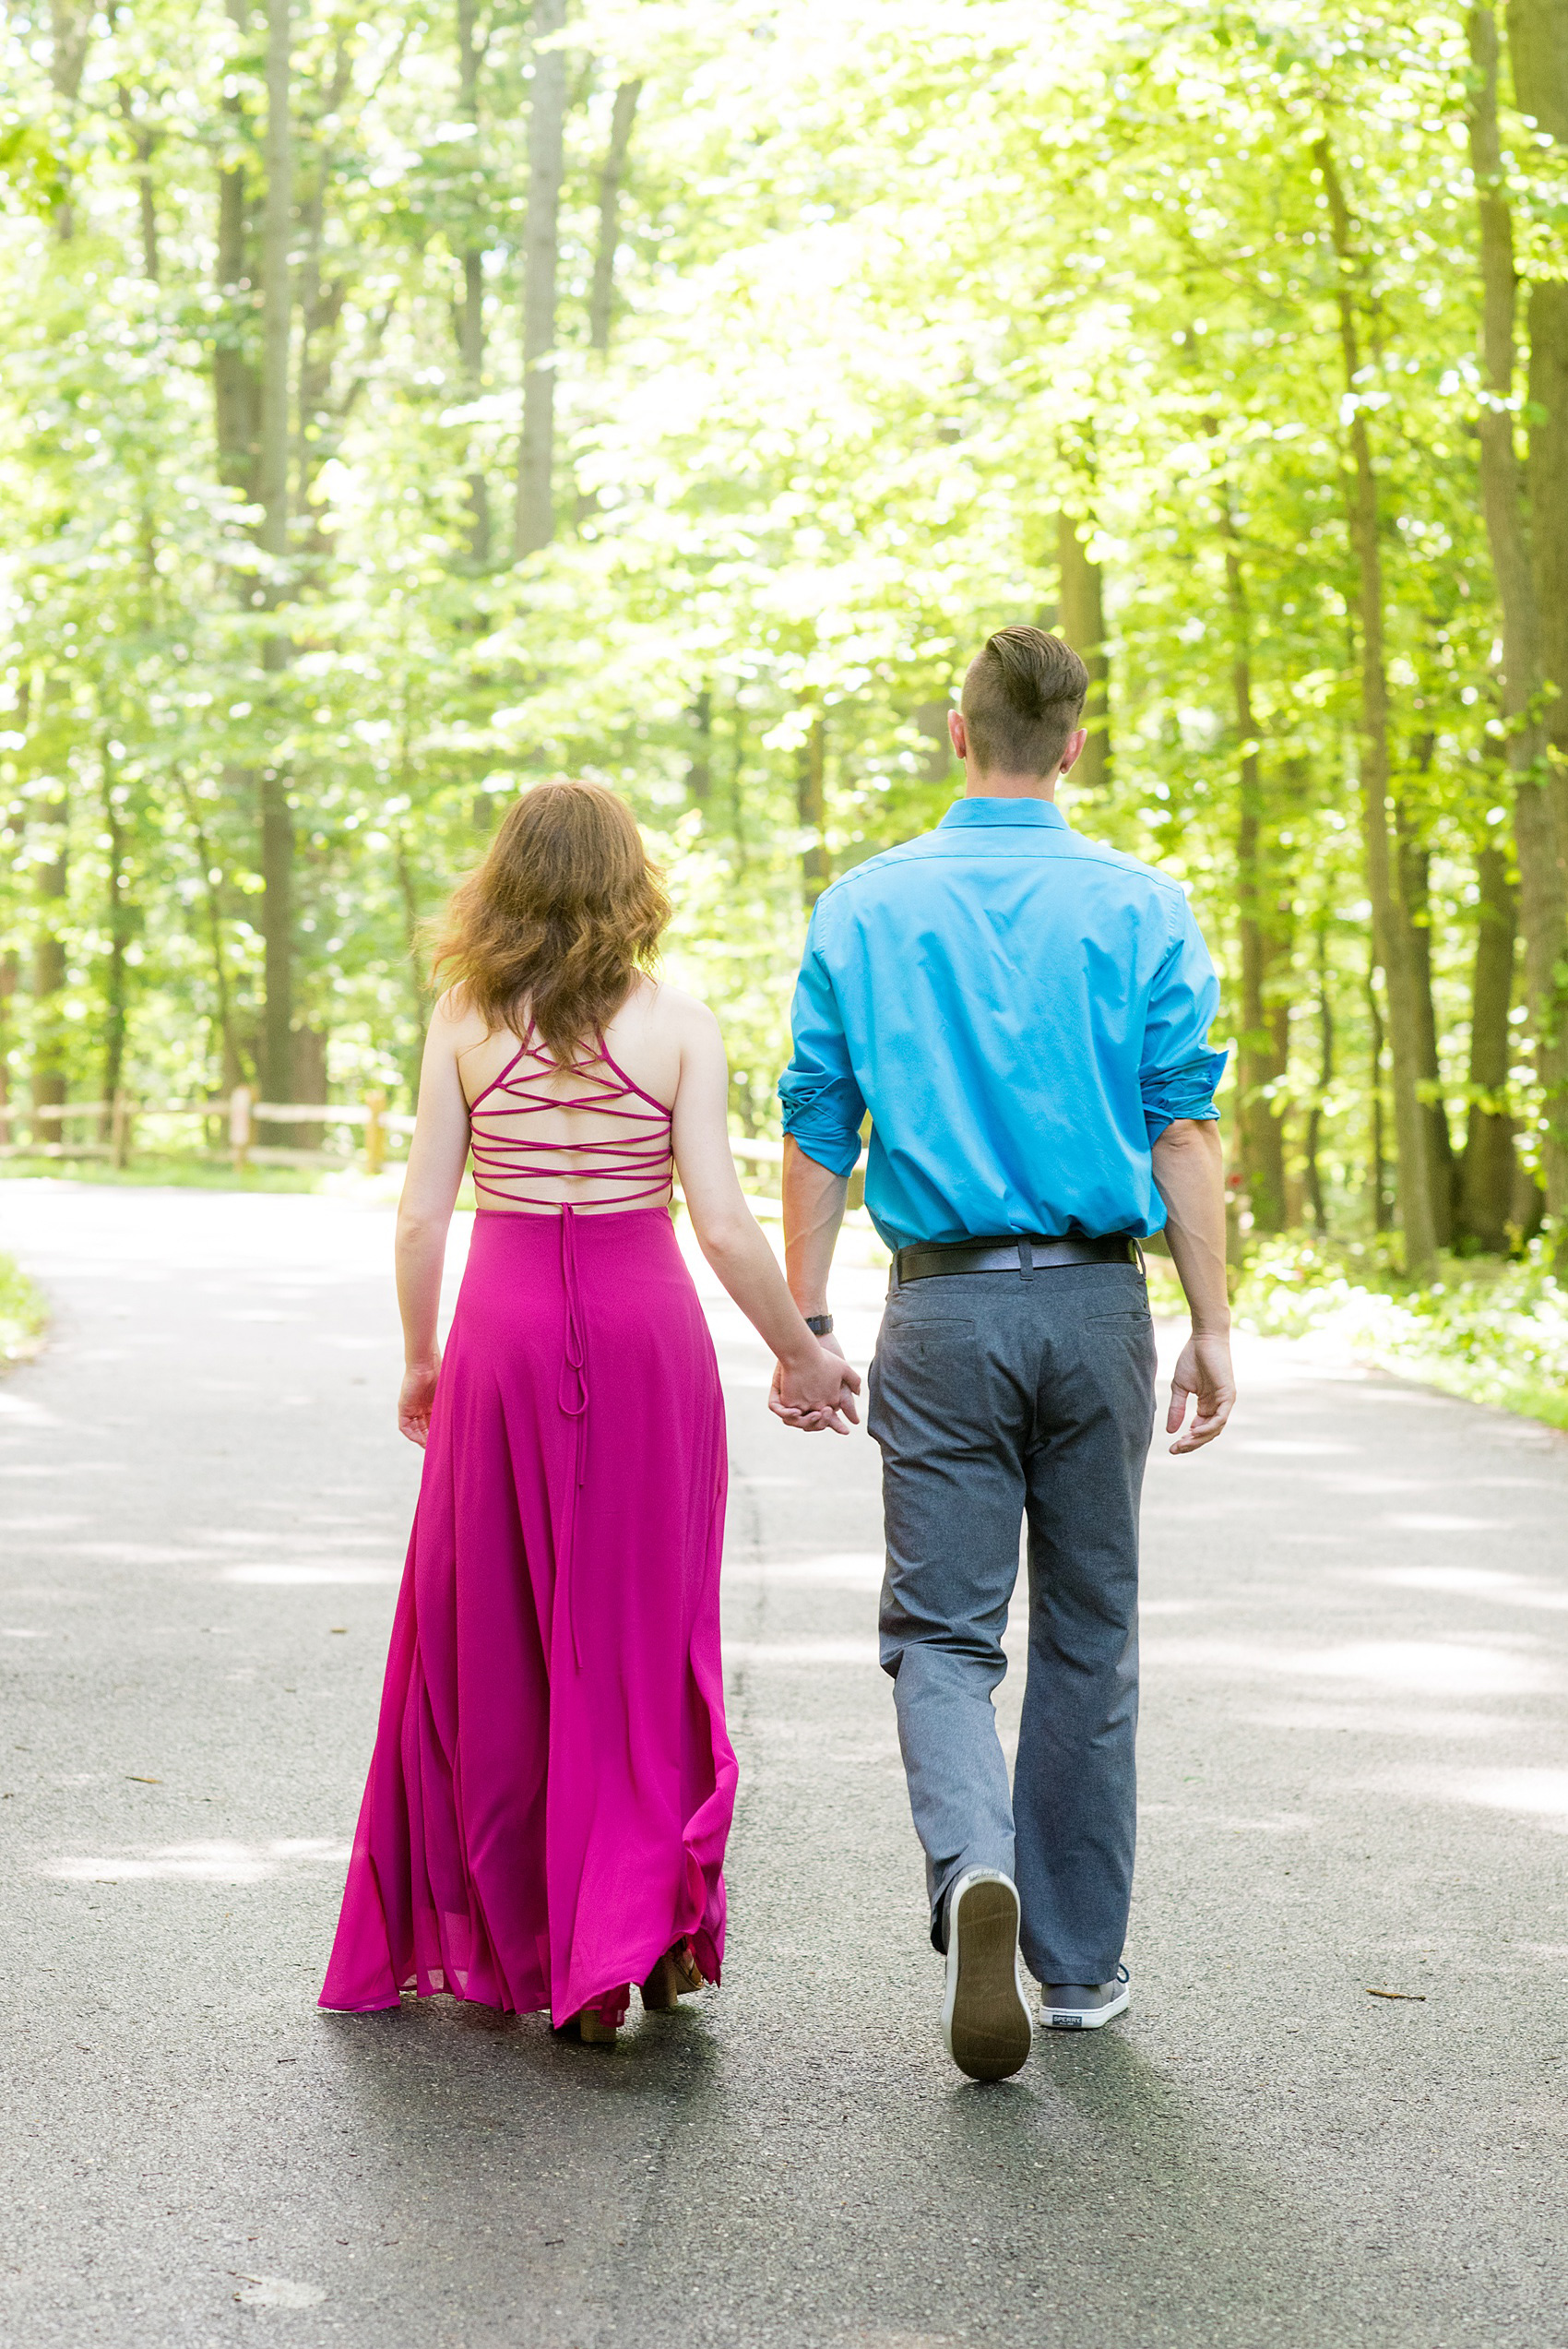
960, 626, 1089, 778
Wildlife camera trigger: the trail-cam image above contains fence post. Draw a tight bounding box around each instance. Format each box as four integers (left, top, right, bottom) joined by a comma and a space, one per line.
230, 1084, 253, 1172
111, 1090, 132, 1171
363, 1089, 386, 1174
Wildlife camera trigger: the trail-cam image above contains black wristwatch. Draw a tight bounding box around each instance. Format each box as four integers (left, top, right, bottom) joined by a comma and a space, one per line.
803, 1313, 835, 1337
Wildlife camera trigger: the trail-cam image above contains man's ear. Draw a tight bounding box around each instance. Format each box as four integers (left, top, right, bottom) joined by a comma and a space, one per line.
1059, 726, 1088, 775
947, 709, 968, 762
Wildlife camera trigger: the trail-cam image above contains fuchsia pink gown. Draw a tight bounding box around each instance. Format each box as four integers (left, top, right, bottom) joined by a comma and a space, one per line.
320, 1027, 735, 2028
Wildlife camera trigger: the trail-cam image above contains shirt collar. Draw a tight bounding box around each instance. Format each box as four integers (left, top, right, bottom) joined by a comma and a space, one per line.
938, 796, 1069, 831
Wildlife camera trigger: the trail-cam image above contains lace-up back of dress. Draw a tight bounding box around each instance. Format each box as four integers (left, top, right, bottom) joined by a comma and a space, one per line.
466, 1024, 673, 1212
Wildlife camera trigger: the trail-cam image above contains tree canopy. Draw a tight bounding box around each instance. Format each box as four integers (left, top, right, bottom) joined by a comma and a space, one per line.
3, 0, 1566, 1267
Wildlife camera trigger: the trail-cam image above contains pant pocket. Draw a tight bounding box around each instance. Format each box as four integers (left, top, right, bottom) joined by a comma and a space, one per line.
870, 1315, 985, 1454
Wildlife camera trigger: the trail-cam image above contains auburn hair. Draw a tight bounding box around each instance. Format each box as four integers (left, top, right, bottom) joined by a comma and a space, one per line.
432, 781, 671, 1063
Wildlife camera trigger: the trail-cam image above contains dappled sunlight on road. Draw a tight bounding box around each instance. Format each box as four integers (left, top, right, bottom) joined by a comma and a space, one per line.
221, 1562, 401, 1584
42, 1837, 351, 1884
1359, 1565, 1568, 1611
1144, 1636, 1559, 1698
1387, 1769, 1568, 1830
722, 1552, 885, 1588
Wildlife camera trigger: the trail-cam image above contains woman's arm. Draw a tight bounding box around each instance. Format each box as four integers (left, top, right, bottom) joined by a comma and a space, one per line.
670, 1000, 861, 1432
395, 995, 476, 1447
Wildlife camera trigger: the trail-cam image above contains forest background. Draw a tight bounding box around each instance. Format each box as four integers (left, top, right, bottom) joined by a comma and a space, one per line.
3, 0, 1568, 1416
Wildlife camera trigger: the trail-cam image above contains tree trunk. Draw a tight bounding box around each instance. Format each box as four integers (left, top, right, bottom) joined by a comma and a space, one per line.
292, 1026, 327, 1151
258, 0, 294, 1112
179, 780, 247, 1089
1055, 513, 1111, 796
31, 776, 68, 1119
99, 751, 133, 1135
116, 88, 160, 280
516, 0, 566, 557
796, 711, 828, 907
1506, 0, 1568, 1240
1366, 953, 1391, 1232
728, 699, 750, 871
1396, 817, 1456, 1246
588, 78, 641, 354
215, 2, 262, 500
0, 952, 17, 1139
1317, 133, 1437, 1277
1303, 924, 1335, 1234
49, 0, 90, 98
0, 953, 15, 1137
456, 0, 491, 561
1458, 840, 1519, 1250
394, 822, 428, 1103
686, 687, 712, 802
1218, 480, 1289, 1232
49, 0, 91, 238
213, 8, 263, 1107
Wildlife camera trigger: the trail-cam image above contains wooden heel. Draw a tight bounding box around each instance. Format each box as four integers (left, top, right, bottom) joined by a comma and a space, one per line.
642, 1939, 706, 2011
641, 1953, 681, 2011
577, 2009, 618, 2045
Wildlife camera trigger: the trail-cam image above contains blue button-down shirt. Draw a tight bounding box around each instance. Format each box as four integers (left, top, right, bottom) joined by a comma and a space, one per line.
778, 797, 1227, 1251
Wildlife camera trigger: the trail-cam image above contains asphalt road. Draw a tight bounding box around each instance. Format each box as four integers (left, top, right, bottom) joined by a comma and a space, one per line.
1, 1177, 1566, 2349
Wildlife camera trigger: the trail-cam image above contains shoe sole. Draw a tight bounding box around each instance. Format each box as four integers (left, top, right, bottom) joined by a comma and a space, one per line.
943, 1875, 1032, 2082
1042, 1983, 1131, 2032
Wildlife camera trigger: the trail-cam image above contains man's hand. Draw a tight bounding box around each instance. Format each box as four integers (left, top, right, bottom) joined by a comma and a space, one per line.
769, 1331, 861, 1435
1166, 1331, 1234, 1454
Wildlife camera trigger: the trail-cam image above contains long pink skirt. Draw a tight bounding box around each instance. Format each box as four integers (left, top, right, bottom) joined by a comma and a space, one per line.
319, 1206, 735, 2025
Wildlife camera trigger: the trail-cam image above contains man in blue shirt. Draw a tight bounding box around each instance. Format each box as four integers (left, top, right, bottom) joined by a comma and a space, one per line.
775, 626, 1234, 2082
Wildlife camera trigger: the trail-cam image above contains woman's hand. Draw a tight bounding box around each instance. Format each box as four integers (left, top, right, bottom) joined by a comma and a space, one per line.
769, 1335, 861, 1435
398, 1356, 441, 1448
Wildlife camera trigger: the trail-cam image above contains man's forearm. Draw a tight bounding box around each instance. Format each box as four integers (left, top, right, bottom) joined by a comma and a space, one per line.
1150, 1119, 1229, 1334
782, 1137, 849, 1315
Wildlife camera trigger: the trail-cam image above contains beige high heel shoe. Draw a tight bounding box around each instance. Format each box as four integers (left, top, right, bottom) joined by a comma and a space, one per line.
576, 2009, 618, 2045
640, 1938, 707, 2011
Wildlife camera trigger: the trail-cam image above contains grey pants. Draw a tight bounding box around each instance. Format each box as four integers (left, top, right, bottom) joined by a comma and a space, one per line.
867, 1258, 1157, 1986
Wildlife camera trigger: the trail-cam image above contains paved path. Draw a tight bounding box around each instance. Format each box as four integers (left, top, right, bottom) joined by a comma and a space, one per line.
1, 1179, 1566, 2349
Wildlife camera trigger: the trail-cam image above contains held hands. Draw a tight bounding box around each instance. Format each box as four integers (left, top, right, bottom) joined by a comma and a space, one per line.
398, 1354, 441, 1449
768, 1331, 862, 1436
1167, 1330, 1235, 1454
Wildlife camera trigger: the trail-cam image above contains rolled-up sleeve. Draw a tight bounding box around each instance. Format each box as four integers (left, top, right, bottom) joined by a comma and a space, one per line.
778, 920, 866, 1176
1140, 894, 1228, 1145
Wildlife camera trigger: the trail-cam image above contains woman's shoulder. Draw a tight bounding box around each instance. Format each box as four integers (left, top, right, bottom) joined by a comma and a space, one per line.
430, 984, 497, 1055
618, 975, 719, 1044
653, 980, 720, 1037
606, 980, 721, 1104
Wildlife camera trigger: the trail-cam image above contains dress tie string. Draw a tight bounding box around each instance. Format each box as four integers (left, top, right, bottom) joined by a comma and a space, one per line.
557, 1204, 589, 1673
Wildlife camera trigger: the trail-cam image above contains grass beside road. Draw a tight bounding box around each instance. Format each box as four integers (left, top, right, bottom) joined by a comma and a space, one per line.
0, 1151, 330, 1193
1234, 1235, 1568, 1434
0, 1250, 47, 1371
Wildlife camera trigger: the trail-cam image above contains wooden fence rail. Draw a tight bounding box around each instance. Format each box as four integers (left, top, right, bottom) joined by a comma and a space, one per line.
0, 1095, 862, 1192
0, 1088, 415, 1174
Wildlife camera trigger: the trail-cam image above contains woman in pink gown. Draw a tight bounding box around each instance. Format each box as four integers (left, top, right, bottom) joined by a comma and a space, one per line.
320, 782, 859, 2040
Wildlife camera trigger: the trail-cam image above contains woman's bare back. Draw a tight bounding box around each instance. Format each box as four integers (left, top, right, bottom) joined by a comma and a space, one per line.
451, 977, 692, 1215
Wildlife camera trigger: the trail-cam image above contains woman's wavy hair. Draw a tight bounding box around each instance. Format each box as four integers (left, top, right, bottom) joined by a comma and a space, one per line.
432, 781, 671, 1063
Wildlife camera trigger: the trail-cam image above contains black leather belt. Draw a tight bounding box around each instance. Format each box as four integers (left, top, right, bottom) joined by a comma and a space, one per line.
894, 1232, 1140, 1284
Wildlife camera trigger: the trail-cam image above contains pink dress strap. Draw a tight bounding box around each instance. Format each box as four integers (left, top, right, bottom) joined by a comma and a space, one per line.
465, 1028, 674, 1214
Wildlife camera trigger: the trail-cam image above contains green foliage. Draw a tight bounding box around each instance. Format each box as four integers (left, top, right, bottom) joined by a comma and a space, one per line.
0, 0, 1562, 1264
0, 1247, 47, 1367
1237, 1234, 1568, 1427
